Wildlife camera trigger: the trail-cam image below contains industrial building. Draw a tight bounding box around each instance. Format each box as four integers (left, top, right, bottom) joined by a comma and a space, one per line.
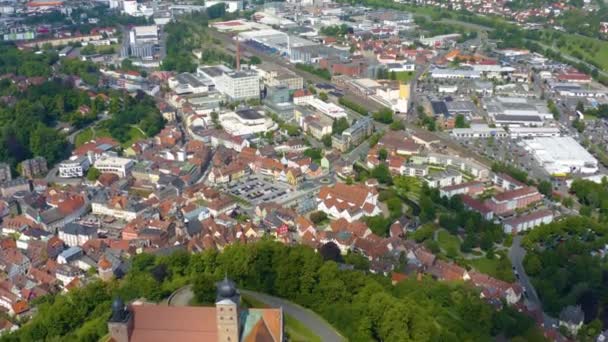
522, 137, 599, 175
485, 97, 552, 126
451, 125, 508, 139
124, 25, 159, 60
198, 65, 260, 101
304, 98, 347, 119
430, 68, 481, 79
219, 108, 277, 136
255, 63, 303, 90
168, 73, 214, 95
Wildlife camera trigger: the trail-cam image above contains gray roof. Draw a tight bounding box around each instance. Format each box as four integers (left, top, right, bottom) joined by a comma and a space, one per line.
61, 222, 97, 236
59, 246, 83, 261
559, 305, 584, 324
494, 114, 542, 122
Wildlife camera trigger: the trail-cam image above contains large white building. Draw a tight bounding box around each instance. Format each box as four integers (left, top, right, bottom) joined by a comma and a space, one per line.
522, 136, 599, 175
485, 97, 553, 126
430, 68, 481, 79
59, 156, 91, 178
93, 155, 135, 178
199, 65, 260, 100
304, 98, 347, 119
219, 108, 278, 136
205, 0, 243, 13
451, 125, 509, 139
168, 73, 214, 95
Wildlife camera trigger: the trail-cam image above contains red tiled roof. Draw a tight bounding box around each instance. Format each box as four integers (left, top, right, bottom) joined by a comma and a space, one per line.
493, 186, 539, 202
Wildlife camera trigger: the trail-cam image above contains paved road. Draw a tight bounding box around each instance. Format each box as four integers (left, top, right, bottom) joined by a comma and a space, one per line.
508, 236, 559, 330
240, 290, 344, 342
169, 286, 345, 342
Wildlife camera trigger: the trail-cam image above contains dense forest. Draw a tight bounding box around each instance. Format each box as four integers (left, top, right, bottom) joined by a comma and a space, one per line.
4, 241, 546, 341
0, 46, 163, 170
523, 215, 608, 338
103, 92, 164, 144
0, 78, 97, 167
570, 178, 608, 220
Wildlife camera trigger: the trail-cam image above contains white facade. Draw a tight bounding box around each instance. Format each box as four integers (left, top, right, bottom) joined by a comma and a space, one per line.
94, 155, 134, 178
522, 137, 599, 175
293, 94, 313, 105
59, 156, 91, 178
306, 98, 347, 119
205, 0, 243, 13
430, 68, 481, 79
451, 125, 509, 139
91, 202, 140, 221
216, 71, 260, 100
503, 211, 554, 234
508, 127, 561, 138
423, 171, 463, 188
400, 165, 428, 177
219, 111, 278, 136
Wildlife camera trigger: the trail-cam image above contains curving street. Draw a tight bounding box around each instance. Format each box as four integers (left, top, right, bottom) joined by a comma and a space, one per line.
508, 236, 558, 329
168, 286, 345, 342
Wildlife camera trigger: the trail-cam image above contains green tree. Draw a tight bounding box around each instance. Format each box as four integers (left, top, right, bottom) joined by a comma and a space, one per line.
371, 164, 392, 184
332, 117, 350, 135
206, 3, 226, 19
372, 108, 394, 124
389, 120, 405, 131
248, 56, 262, 65
309, 211, 328, 224
378, 148, 388, 161
319, 92, 329, 102
86, 167, 101, 181
523, 254, 542, 276
192, 273, 216, 305
455, 114, 468, 128
412, 223, 436, 242
322, 134, 332, 148
29, 124, 68, 165
537, 180, 552, 197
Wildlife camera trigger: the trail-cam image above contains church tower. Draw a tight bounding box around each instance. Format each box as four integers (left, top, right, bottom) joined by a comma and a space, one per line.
215, 276, 241, 342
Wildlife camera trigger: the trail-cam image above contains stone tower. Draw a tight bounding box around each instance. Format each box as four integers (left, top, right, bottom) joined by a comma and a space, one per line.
98, 255, 113, 282
107, 298, 133, 342
215, 276, 240, 342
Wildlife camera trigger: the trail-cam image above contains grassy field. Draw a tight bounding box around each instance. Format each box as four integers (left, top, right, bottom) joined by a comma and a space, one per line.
74, 127, 95, 147
551, 34, 608, 72
468, 253, 515, 283
437, 230, 461, 254
284, 315, 322, 342
242, 295, 321, 342
122, 127, 146, 148
394, 71, 414, 83
74, 125, 145, 148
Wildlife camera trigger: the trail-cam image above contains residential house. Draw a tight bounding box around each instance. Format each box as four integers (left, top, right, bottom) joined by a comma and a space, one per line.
58, 223, 98, 247
502, 210, 553, 234
461, 195, 494, 220
317, 183, 381, 222
440, 181, 485, 198
485, 186, 543, 215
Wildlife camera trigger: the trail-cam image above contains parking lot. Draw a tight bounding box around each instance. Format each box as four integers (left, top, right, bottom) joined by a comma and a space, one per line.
457, 137, 550, 180
221, 174, 292, 206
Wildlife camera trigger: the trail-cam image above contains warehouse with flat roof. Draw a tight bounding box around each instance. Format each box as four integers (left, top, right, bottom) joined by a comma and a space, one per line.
522, 136, 598, 175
